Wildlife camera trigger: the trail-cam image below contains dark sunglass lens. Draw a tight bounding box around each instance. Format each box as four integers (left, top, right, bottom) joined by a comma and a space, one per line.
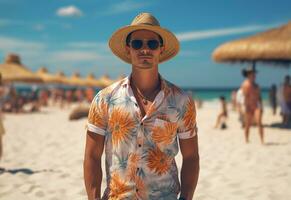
148, 40, 159, 50
131, 40, 143, 50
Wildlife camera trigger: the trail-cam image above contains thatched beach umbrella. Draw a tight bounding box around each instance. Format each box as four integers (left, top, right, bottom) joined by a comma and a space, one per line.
0, 54, 43, 83
67, 72, 86, 87
36, 67, 62, 84
54, 71, 70, 85
212, 21, 291, 68
85, 73, 102, 88
97, 74, 114, 88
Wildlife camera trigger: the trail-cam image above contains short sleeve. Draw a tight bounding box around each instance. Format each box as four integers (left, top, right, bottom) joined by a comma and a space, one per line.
177, 95, 198, 139
87, 92, 109, 136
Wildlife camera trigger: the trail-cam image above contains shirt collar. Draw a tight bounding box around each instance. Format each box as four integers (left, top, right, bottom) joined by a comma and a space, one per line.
120, 73, 171, 95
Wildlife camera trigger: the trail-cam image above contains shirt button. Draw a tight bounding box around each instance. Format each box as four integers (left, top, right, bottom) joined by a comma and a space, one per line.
138, 144, 142, 147
135, 103, 138, 107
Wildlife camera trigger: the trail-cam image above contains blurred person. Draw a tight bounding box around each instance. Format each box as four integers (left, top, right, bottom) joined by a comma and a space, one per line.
214, 96, 228, 129
236, 88, 245, 128
282, 75, 291, 125
84, 13, 199, 200
231, 90, 237, 111
269, 84, 277, 115
241, 67, 264, 144
0, 74, 5, 160
39, 89, 49, 107
85, 87, 95, 103
75, 88, 85, 103
65, 89, 74, 107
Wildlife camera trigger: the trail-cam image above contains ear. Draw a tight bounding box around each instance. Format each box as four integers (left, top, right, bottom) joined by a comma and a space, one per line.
160, 46, 165, 54
125, 45, 131, 56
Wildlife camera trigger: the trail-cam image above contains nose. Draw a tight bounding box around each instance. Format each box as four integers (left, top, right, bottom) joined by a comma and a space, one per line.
140, 47, 151, 55
140, 41, 150, 51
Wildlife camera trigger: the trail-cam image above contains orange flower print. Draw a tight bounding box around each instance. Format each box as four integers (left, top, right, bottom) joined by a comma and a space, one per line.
135, 176, 147, 200
152, 122, 177, 146
127, 153, 140, 181
108, 107, 135, 147
146, 104, 157, 117
171, 85, 182, 95
147, 148, 172, 175
109, 172, 132, 200
183, 98, 196, 135
89, 100, 108, 130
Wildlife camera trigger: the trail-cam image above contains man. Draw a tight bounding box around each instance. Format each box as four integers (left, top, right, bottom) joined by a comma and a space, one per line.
269, 84, 277, 115
240, 66, 264, 144
84, 13, 199, 200
282, 75, 291, 125
214, 96, 228, 129
0, 73, 5, 159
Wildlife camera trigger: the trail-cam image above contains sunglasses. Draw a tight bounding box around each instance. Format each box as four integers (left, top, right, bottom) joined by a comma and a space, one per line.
130, 39, 161, 50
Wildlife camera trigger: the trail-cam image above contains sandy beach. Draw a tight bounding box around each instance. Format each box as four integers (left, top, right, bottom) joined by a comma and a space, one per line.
0, 102, 290, 200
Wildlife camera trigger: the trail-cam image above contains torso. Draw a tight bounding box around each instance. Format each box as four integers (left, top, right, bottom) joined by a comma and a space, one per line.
241, 80, 261, 113
283, 84, 291, 103
87, 76, 197, 200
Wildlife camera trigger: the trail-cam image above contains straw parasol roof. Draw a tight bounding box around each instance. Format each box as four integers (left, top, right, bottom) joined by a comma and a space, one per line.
36, 67, 62, 84
67, 72, 86, 86
85, 73, 102, 88
54, 71, 70, 85
0, 54, 43, 83
97, 74, 115, 88
212, 21, 291, 66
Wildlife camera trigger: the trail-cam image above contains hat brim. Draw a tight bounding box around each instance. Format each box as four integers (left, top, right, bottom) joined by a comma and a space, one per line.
109, 24, 180, 64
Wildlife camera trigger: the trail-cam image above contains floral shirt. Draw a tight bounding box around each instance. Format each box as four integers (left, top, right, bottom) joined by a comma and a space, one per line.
87, 75, 197, 200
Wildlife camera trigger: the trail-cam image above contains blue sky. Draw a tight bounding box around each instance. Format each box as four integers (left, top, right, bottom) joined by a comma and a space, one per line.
0, 0, 290, 88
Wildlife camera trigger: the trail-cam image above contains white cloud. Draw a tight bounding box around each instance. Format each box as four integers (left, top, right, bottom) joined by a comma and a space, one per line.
0, 18, 70, 32
0, 35, 123, 75
178, 50, 200, 57
56, 5, 83, 17
50, 50, 103, 62
176, 23, 280, 42
102, 0, 151, 15
33, 24, 45, 31
0, 19, 11, 26
0, 19, 26, 27
67, 42, 110, 52
0, 36, 45, 51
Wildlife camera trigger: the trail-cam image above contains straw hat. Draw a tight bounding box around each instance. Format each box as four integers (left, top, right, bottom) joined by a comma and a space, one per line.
109, 12, 180, 64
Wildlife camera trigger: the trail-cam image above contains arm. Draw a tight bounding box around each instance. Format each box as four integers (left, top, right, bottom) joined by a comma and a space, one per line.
84, 131, 105, 200
179, 135, 200, 200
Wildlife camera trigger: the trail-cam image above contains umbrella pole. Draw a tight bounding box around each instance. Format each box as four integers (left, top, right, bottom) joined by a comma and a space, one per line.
252, 61, 256, 70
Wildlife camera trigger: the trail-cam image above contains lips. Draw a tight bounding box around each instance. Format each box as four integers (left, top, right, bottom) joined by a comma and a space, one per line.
138, 56, 152, 59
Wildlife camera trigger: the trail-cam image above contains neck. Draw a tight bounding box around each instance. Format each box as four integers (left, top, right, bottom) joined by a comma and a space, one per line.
131, 65, 160, 95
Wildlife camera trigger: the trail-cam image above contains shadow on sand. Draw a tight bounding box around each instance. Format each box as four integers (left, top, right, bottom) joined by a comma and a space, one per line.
264, 122, 291, 130
264, 142, 288, 146
0, 167, 61, 175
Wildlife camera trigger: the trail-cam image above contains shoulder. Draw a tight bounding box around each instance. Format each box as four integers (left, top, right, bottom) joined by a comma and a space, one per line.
165, 79, 186, 95
164, 79, 193, 104
242, 80, 251, 88
94, 78, 126, 101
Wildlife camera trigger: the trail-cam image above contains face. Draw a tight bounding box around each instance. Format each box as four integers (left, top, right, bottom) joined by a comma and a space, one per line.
126, 30, 164, 70
247, 72, 256, 82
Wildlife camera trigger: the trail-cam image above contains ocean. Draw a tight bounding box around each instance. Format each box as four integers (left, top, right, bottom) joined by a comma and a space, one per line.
182, 87, 270, 102
13, 85, 270, 102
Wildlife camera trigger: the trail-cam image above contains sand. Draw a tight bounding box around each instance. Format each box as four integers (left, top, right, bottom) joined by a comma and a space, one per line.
0, 102, 290, 200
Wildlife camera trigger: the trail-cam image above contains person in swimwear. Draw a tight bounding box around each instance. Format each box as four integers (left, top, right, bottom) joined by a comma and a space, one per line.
240, 66, 264, 144
214, 96, 228, 129
282, 75, 291, 126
